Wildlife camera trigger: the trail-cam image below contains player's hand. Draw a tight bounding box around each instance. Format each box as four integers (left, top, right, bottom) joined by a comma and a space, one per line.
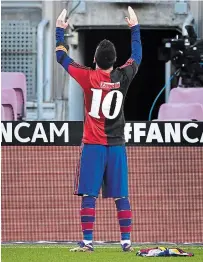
125, 6, 139, 27
56, 9, 69, 29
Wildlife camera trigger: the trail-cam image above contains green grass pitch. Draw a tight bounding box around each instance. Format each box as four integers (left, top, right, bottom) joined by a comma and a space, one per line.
1, 245, 203, 262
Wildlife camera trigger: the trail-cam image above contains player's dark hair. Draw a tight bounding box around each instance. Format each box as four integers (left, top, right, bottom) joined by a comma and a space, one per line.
95, 39, 116, 70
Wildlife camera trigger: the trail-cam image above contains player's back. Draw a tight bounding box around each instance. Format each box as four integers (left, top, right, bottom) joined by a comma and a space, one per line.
83, 60, 137, 145
56, 22, 142, 145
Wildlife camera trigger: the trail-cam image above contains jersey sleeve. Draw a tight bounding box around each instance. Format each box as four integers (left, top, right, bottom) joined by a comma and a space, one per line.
120, 24, 142, 81
55, 27, 91, 89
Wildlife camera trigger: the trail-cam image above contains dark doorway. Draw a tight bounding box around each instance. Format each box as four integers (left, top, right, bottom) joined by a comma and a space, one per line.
82, 28, 179, 120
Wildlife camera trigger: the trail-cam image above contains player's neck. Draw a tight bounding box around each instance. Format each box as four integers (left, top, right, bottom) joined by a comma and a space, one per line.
96, 65, 113, 73
103, 67, 113, 73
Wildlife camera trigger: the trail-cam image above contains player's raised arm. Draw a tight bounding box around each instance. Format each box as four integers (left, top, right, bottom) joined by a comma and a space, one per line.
126, 6, 142, 65
55, 9, 91, 89
120, 7, 142, 79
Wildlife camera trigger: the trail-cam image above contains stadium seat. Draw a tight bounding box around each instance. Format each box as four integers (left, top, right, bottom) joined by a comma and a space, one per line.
168, 88, 203, 105
1, 89, 18, 121
152, 119, 193, 121
1, 72, 26, 120
1, 105, 5, 121
158, 103, 203, 121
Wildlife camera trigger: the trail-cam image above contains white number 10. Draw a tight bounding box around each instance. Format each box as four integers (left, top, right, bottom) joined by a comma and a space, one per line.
89, 88, 123, 119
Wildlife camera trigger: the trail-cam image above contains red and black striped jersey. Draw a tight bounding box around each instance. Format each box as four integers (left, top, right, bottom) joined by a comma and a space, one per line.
56, 25, 142, 145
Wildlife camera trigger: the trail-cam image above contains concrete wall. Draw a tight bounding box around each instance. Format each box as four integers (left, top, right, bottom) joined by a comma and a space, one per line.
68, 33, 85, 120
70, 2, 187, 28
53, 1, 70, 120
190, 0, 203, 38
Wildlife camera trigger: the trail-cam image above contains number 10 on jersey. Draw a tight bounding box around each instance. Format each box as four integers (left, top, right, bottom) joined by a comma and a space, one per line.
88, 88, 124, 120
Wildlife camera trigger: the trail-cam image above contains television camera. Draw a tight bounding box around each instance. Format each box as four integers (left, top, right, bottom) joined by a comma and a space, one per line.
159, 25, 203, 87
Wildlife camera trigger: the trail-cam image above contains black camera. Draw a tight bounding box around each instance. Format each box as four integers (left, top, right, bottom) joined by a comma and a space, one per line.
159, 25, 203, 87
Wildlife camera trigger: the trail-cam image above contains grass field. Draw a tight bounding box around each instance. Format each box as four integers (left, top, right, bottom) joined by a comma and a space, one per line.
1, 245, 203, 262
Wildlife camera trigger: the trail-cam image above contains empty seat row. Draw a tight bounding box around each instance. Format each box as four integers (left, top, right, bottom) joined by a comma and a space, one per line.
158, 103, 203, 121
157, 87, 203, 121
1, 72, 26, 121
1, 89, 18, 121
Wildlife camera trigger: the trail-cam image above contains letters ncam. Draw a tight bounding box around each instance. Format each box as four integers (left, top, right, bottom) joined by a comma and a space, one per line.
1, 122, 69, 143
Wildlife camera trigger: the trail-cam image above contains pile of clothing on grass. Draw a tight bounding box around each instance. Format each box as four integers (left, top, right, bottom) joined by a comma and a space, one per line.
136, 246, 194, 257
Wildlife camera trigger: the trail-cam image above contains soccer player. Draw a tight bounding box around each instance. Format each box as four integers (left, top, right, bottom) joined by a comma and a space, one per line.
56, 6, 142, 252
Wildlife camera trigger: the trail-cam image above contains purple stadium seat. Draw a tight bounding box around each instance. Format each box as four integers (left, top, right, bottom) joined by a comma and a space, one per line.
1, 105, 5, 121
1, 72, 26, 119
152, 119, 193, 121
168, 88, 203, 105
1, 89, 17, 121
158, 103, 203, 121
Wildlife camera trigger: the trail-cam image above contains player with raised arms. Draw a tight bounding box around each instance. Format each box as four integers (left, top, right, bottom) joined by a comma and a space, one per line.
56, 6, 142, 252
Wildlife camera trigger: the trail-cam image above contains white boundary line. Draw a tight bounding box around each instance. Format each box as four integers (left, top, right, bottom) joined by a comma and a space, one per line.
2, 246, 203, 250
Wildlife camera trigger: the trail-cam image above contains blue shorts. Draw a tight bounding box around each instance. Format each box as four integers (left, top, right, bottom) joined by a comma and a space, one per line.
74, 144, 128, 198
